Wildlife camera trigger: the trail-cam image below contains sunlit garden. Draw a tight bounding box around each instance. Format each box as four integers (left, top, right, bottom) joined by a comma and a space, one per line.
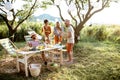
0, 0, 120, 80
0, 24, 120, 80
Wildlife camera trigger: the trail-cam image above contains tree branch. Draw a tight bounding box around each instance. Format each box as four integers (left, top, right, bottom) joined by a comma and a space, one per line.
15, 0, 37, 30
0, 14, 13, 31
1, 0, 5, 4
65, 0, 69, 6
80, 0, 84, 9
90, 0, 109, 17
11, 9, 15, 26
75, 0, 82, 22
84, 0, 93, 20
68, 11, 77, 27
56, 5, 65, 21
15, 10, 23, 16
0, 8, 7, 14
76, 0, 109, 33
11, 0, 14, 3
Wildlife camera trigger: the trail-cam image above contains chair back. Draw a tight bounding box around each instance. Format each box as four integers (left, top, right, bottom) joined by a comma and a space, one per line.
0, 38, 17, 55
24, 35, 32, 42
28, 30, 42, 40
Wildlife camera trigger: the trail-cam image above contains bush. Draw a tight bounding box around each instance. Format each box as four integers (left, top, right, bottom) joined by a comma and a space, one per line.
0, 25, 9, 39
107, 25, 120, 42
1, 23, 120, 42
14, 26, 28, 42
115, 37, 120, 44
14, 22, 43, 42
0, 22, 43, 42
81, 25, 120, 42
29, 22, 42, 35
94, 26, 108, 41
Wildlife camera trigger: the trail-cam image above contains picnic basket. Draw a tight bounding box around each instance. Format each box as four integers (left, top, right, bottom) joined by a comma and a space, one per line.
29, 64, 41, 77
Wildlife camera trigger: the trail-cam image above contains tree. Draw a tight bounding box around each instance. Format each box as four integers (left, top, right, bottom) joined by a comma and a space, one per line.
42, 0, 119, 43
0, 0, 39, 40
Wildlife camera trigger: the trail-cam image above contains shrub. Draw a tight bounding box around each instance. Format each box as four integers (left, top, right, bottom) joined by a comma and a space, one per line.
0, 25, 9, 39
14, 22, 43, 42
29, 22, 42, 35
107, 25, 120, 42
94, 26, 108, 41
14, 26, 28, 42
81, 25, 109, 41
115, 37, 120, 44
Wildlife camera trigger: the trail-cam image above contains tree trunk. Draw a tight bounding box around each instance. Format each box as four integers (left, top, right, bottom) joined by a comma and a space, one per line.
74, 30, 80, 43
8, 28, 16, 42
75, 35, 79, 43
74, 24, 84, 43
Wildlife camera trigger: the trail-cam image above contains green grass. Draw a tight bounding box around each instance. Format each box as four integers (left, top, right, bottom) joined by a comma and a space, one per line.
0, 41, 120, 80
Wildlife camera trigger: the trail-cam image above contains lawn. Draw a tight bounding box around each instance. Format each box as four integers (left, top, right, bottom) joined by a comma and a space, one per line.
0, 40, 120, 80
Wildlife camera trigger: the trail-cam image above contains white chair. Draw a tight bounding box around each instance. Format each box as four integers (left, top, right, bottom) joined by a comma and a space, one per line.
0, 38, 31, 77
27, 30, 42, 40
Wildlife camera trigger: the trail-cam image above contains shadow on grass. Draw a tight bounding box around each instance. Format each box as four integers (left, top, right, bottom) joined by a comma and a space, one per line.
1, 40, 120, 80
0, 73, 28, 80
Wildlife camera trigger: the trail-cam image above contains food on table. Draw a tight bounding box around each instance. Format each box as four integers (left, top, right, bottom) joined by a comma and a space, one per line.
37, 45, 45, 50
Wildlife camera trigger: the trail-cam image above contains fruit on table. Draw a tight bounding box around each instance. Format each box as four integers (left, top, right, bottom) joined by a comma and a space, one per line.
50, 63, 58, 67
37, 45, 45, 50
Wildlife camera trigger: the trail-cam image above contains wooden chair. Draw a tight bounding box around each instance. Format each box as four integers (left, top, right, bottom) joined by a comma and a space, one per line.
24, 35, 32, 42
0, 38, 31, 76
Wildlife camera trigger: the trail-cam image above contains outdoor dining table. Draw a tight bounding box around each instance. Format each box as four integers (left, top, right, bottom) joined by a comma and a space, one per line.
16, 44, 65, 77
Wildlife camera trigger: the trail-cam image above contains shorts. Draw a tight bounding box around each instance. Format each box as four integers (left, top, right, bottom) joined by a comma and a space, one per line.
66, 43, 74, 53
54, 35, 62, 44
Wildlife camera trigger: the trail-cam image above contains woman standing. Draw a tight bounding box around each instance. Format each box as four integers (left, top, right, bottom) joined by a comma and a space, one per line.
42, 19, 51, 44
54, 22, 63, 44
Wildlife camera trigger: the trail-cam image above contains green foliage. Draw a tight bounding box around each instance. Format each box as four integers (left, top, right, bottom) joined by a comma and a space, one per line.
0, 22, 43, 42
14, 22, 42, 42
1, 40, 120, 80
115, 37, 120, 44
94, 25, 108, 41
0, 23, 120, 43
29, 22, 43, 35
0, 25, 9, 39
14, 26, 28, 42
81, 24, 120, 43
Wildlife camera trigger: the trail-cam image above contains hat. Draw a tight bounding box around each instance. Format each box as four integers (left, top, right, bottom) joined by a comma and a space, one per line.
30, 33, 36, 38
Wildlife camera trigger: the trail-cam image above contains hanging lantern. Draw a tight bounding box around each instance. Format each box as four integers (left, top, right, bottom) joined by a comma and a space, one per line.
7, 11, 13, 21
4, 2, 13, 11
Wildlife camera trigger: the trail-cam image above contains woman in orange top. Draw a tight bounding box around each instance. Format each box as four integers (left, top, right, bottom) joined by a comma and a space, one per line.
54, 22, 63, 44
42, 19, 51, 44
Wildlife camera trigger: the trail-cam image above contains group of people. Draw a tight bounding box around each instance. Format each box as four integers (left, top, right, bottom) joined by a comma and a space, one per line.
28, 19, 74, 64
42, 19, 63, 44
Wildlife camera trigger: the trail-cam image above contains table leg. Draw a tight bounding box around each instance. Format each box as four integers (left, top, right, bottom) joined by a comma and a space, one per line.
24, 54, 28, 77
16, 55, 20, 72
60, 50, 63, 65
51, 52, 54, 62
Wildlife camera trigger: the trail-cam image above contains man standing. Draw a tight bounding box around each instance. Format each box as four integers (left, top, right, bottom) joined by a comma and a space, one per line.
64, 19, 74, 63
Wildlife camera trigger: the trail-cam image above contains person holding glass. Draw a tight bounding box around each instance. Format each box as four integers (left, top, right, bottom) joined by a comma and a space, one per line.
64, 19, 74, 63
28, 33, 47, 65
28, 33, 39, 49
53, 21, 63, 44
